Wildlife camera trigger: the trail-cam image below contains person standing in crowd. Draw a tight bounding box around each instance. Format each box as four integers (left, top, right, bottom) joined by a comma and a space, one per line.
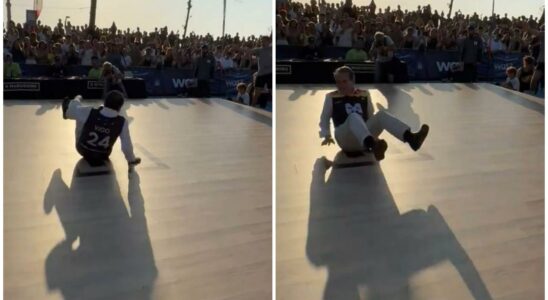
193, 44, 215, 98
345, 37, 368, 62
251, 36, 272, 106
459, 25, 483, 82
4, 53, 22, 78
88, 56, 102, 79
49, 56, 66, 78
101, 62, 127, 97
530, 25, 544, 94
80, 41, 95, 66
369, 31, 396, 83
517, 56, 535, 92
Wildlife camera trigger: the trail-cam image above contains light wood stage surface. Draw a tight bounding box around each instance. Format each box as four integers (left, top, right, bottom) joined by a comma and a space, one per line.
4, 98, 272, 300
276, 83, 544, 300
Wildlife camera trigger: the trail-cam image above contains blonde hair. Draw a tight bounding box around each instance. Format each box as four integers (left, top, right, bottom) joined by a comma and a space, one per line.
333, 65, 355, 81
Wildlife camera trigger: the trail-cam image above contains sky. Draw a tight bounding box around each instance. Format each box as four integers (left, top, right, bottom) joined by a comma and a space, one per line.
294, 0, 545, 19
3, 0, 272, 37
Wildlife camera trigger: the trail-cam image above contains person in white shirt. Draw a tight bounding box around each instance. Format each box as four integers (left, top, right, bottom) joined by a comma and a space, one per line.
62, 91, 141, 166
335, 20, 353, 47
80, 41, 95, 66
235, 83, 250, 105
219, 51, 235, 70
319, 66, 429, 161
501, 67, 520, 91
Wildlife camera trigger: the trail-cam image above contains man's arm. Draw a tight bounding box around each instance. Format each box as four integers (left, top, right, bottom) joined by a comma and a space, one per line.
119, 120, 138, 163
65, 95, 90, 123
319, 94, 333, 138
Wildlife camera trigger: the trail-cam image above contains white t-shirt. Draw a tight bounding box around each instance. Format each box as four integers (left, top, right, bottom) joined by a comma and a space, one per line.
236, 92, 250, 105
121, 55, 132, 68
220, 57, 235, 69
505, 77, 520, 91
336, 28, 353, 47
490, 40, 506, 52
80, 49, 94, 66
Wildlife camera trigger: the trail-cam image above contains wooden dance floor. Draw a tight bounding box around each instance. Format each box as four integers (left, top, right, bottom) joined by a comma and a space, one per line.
276, 83, 544, 300
4, 98, 272, 300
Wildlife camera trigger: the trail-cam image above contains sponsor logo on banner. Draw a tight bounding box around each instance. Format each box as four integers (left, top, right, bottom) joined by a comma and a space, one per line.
493, 63, 514, 71
4, 82, 40, 91
436, 61, 461, 72
87, 81, 104, 89
276, 64, 292, 75
172, 78, 197, 88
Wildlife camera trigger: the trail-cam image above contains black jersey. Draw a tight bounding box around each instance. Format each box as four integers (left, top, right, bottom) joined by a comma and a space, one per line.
330, 90, 370, 127
77, 107, 125, 156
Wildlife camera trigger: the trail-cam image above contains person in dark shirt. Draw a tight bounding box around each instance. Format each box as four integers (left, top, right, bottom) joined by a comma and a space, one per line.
193, 44, 215, 97
459, 26, 483, 82
50, 56, 66, 78
319, 66, 429, 161
517, 56, 535, 92
66, 44, 80, 66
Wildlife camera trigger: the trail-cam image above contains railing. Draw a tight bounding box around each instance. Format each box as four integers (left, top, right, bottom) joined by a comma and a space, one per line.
13, 64, 254, 98
277, 46, 524, 82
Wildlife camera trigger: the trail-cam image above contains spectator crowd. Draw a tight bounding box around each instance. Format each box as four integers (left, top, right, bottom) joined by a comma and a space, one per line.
276, 0, 544, 93
276, 0, 543, 56
3, 19, 268, 74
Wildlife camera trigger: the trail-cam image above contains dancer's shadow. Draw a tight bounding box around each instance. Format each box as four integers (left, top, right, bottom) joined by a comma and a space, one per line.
306, 153, 492, 300
43, 160, 158, 300
376, 85, 421, 131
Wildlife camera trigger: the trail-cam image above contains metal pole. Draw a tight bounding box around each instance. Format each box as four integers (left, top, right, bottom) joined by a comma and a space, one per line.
89, 0, 97, 31
183, 0, 192, 38
448, 0, 454, 19
492, 0, 495, 16
222, 0, 226, 36
6, 0, 12, 27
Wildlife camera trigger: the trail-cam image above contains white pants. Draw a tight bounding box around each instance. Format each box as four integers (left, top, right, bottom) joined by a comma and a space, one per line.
334, 111, 410, 152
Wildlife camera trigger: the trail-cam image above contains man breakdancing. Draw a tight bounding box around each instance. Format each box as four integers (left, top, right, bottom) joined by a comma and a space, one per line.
319, 66, 429, 161
62, 90, 141, 166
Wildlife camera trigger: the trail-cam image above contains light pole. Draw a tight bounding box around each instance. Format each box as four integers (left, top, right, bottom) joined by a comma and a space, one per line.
222, 0, 226, 36
6, 0, 12, 26
183, 0, 192, 38
89, 0, 97, 31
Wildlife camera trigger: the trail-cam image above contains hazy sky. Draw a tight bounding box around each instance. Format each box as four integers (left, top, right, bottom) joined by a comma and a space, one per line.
3, 0, 272, 37
294, 0, 545, 19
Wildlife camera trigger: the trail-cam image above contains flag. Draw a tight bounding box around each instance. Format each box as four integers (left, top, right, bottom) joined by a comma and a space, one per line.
34, 0, 43, 18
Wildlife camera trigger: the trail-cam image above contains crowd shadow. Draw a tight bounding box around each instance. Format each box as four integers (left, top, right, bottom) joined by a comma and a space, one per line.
288, 88, 308, 101
375, 85, 421, 131
306, 153, 493, 300
200, 98, 272, 127
481, 83, 544, 115
43, 160, 158, 300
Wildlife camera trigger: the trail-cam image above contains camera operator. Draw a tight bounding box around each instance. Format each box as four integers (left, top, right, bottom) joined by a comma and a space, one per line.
300, 36, 322, 60
369, 31, 396, 83
459, 25, 483, 82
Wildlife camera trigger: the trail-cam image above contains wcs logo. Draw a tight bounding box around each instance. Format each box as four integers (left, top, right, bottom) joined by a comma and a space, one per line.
436, 61, 461, 72
345, 103, 363, 115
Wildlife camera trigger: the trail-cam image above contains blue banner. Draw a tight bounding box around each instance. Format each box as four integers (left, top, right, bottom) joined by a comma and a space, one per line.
277, 46, 524, 82
17, 65, 253, 97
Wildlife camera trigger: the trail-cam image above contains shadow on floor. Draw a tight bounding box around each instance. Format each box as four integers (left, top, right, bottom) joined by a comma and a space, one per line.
43, 160, 158, 300
306, 153, 492, 300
